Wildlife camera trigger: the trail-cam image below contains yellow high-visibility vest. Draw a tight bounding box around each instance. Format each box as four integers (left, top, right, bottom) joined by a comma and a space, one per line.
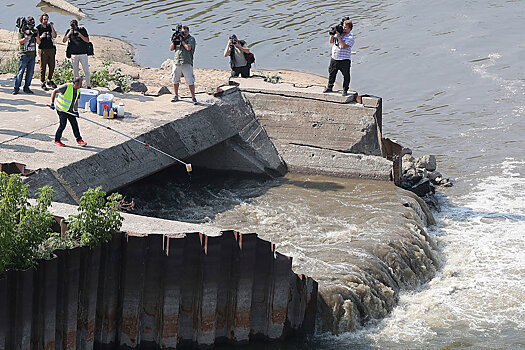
56, 83, 79, 112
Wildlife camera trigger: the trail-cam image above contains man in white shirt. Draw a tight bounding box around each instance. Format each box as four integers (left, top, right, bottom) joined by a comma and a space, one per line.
324, 19, 354, 96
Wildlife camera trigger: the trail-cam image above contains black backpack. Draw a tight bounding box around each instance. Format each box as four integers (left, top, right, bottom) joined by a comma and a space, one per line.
244, 52, 255, 66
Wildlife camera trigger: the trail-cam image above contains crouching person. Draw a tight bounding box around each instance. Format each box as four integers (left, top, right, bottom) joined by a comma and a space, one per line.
50, 77, 87, 147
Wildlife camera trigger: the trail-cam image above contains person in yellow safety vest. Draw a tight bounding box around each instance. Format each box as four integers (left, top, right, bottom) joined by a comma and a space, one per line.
50, 76, 87, 147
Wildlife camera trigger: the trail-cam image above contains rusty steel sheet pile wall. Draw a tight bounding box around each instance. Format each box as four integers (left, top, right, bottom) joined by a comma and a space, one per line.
0, 231, 317, 349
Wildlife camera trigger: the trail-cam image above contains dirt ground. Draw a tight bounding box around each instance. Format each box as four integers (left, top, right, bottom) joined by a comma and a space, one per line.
0, 29, 330, 97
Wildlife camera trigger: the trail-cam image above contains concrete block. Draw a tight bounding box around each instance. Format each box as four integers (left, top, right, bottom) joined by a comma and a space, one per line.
361, 95, 381, 108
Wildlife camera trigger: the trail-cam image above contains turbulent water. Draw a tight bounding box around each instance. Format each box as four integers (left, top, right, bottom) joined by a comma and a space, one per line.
2, 0, 525, 348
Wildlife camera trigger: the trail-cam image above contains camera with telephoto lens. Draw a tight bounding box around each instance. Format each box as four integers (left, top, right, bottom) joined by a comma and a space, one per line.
171, 24, 183, 45
16, 17, 35, 35
329, 16, 350, 36
229, 34, 238, 45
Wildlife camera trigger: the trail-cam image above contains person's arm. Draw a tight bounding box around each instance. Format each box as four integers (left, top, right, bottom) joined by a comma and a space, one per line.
62, 29, 70, 43
170, 42, 175, 51
50, 88, 59, 106
50, 22, 57, 38
329, 35, 334, 44
336, 33, 351, 48
78, 28, 89, 43
181, 38, 192, 51
224, 40, 232, 57
235, 43, 249, 54
35, 31, 41, 45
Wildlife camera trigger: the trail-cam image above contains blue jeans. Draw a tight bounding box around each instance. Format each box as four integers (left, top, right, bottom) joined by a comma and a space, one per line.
14, 55, 36, 90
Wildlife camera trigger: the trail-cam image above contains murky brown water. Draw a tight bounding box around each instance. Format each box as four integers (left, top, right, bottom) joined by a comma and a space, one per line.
2, 0, 524, 348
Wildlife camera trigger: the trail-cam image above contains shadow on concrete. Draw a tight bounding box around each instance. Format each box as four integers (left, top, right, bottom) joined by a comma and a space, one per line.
111, 91, 155, 103
0, 129, 53, 142
283, 178, 345, 192
0, 143, 53, 154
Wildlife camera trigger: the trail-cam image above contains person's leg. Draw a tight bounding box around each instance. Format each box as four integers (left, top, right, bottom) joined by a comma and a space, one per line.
326, 58, 338, 90
54, 111, 68, 142
68, 114, 82, 141
172, 64, 182, 99
183, 64, 196, 99
14, 57, 28, 91
240, 65, 250, 78
79, 54, 91, 87
71, 55, 80, 80
231, 68, 240, 77
47, 48, 56, 84
39, 49, 46, 84
340, 59, 351, 92
23, 57, 35, 91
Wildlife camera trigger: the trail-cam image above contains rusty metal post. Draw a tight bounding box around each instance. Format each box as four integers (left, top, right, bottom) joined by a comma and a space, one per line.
140, 234, 165, 347
249, 236, 273, 339
268, 251, 292, 339
160, 234, 185, 348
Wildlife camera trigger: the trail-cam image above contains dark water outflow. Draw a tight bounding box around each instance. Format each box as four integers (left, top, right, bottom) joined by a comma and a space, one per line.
2, 0, 525, 348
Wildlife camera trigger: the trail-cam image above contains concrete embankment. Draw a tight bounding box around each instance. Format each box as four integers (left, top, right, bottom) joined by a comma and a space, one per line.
0, 231, 317, 349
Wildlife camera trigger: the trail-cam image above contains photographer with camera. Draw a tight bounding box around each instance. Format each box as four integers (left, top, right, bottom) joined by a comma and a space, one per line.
37, 13, 57, 91
223, 34, 251, 78
323, 18, 354, 96
169, 25, 197, 104
63, 19, 91, 88
13, 16, 41, 95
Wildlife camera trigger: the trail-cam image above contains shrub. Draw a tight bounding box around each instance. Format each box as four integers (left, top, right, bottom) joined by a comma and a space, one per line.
0, 55, 18, 74
91, 59, 132, 92
53, 59, 75, 85
66, 187, 123, 247
0, 172, 55, 272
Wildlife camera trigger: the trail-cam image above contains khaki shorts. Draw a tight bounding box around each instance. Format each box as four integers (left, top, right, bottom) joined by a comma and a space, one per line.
172, 63, 195, 85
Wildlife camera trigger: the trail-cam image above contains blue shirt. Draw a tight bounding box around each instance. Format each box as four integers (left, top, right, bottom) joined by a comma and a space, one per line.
331, 32, 354, 60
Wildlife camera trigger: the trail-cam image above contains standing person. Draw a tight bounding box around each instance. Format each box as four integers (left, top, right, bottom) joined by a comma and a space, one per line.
63, 19, 91, 89
323, 19, 354, 96
50, 77, 87, 147
13, 17, 41, 95
169, 25, 197, 104
37, 13, 57, 91
223, 34, 251, 78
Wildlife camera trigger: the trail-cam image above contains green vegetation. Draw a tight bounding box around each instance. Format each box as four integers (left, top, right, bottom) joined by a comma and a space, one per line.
0, 173, 55, 272
0, 173, 123, 272
53, 59, 75, 85
66, 187, 123, 248
0, 55, 18, 74
264, 74, 282, 84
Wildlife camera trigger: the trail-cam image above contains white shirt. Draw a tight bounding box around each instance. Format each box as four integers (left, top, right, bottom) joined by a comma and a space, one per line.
331, 32, 354, 60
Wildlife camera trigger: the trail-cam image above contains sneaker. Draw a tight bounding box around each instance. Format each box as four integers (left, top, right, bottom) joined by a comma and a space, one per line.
323, 87, 333, 93
53, 140, 65, 147
41, 82, 49, 91
192, 97, 198, 105
12, 88, 19, 95
23, 87, 34, 94
47, 80, 57, 89
342, 90, 348, 96
77, 139, 87, 147
171, 95, 179, 102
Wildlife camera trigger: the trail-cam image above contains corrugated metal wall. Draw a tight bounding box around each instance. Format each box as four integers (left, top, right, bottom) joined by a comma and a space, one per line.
0, 231, 317, 349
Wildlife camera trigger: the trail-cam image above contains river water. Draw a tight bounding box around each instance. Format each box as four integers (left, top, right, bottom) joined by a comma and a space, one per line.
2, 0, 525, 349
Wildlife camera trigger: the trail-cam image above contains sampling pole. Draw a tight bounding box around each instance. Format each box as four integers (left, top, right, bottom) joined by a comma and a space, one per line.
46, 105, 192, 173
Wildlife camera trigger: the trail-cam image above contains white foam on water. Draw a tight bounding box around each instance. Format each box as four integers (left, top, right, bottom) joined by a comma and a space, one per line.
345, 159, 525, 348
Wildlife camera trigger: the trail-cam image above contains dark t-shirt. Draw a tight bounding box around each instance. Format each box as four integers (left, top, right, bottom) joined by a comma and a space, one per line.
65, 27, 89, 55
37, 24, 55, 50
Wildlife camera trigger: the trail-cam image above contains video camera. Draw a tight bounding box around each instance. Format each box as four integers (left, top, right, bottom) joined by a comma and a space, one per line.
171, 24, 183, 45
16, 17, 36, 35
329, 16, 350, 36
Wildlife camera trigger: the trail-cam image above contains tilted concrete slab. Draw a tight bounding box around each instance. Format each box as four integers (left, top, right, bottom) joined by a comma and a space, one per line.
228, 79, 390, 180
0, 77, 285, 203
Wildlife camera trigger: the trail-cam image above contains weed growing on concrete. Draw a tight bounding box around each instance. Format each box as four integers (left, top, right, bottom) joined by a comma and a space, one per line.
53, 59, 75, 85
264, 74, 282, 84
66, 187, 123, 248
91, 59, 132, 92
0, 55, 18, 74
